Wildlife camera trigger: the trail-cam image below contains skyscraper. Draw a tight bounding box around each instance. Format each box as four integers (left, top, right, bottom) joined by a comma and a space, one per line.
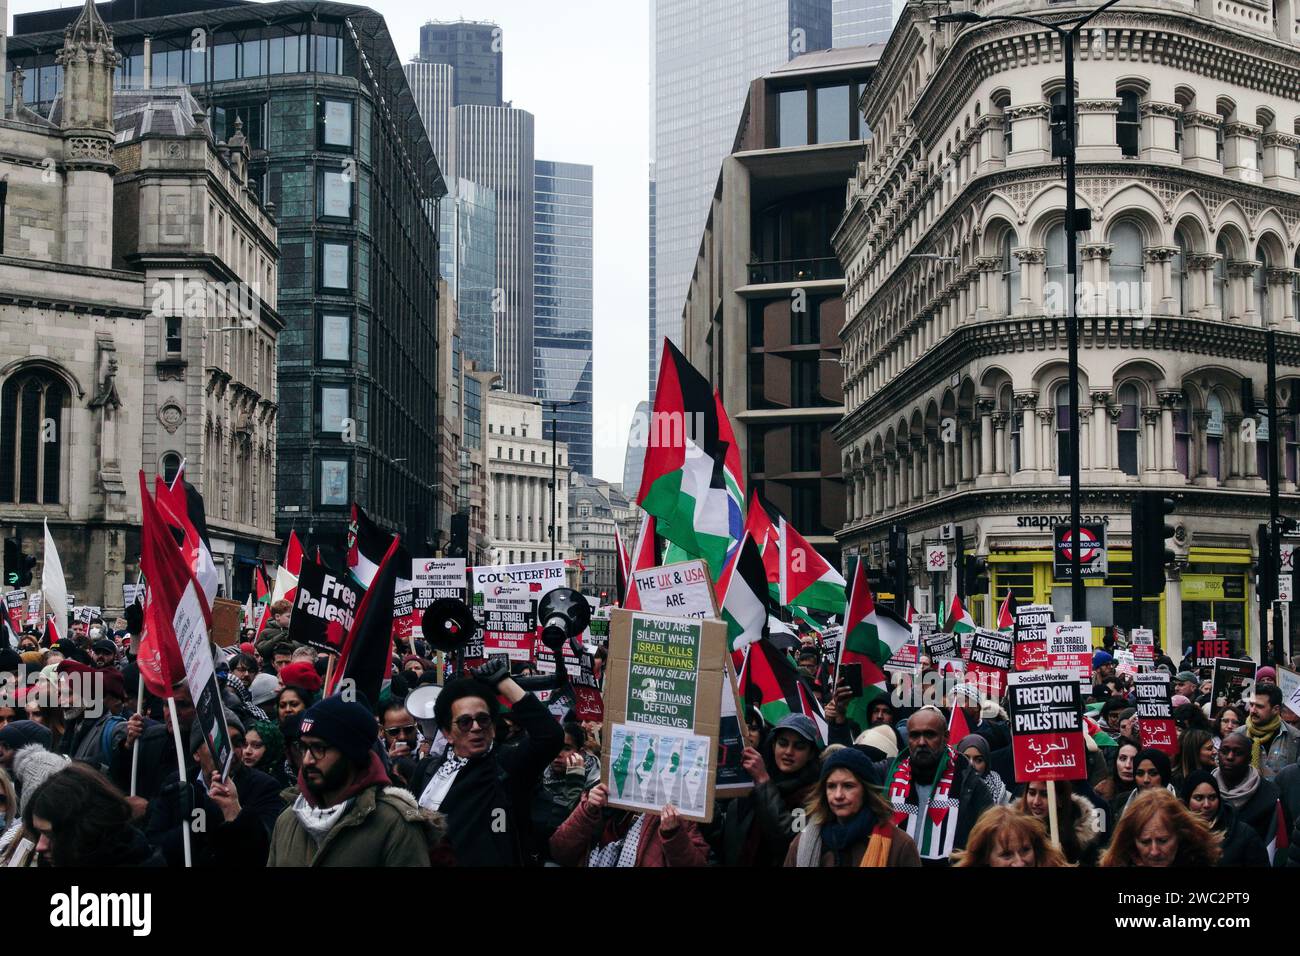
404, 60, 455, 170
534, 160, 594, 477
832, 0, 898, 46
649, 0, 832, 390
454, 178, 499, 373
418, 20, 503, 107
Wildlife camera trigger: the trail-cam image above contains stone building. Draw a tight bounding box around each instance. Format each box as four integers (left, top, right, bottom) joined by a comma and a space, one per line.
569, 474, 617, 602
0, 0, 280, 610
834, 0, 1300, 657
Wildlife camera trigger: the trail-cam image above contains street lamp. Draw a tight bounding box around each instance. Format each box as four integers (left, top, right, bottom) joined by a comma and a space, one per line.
934, 0, 1127, 622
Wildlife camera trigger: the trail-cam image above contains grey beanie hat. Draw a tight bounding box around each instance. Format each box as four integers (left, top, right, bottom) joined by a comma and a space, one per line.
773, 713, 822, 749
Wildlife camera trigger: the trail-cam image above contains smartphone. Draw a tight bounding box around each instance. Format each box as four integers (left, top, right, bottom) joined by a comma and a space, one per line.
840, 662, 863, 698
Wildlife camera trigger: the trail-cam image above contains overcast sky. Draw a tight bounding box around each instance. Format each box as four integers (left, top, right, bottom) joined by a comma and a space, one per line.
9, 0, 651, 485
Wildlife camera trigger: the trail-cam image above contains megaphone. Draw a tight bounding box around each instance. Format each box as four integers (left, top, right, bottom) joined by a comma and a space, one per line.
421, 598, 477, 654
536, 587, 591, 654
405, 683, 443, 739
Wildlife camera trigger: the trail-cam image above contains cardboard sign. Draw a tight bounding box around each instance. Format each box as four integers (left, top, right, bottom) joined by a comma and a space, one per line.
1007, 671, 1087, 782
1195, 639, 1232, 669
78, 606, 101, 625
885, 636, 920, 674
1131, 627, 1154, 663
967, 627, 1013, 699
1014, 604, 1053, 671
471, 560, 567, 662
911, 613, 937, 637
174, 582, 234, 777
210, 598, 244, 647
1115, 649, 1139, 677
573, 650, 604, 721
1277, 666, 1300, 717
1046, 621, 1092, 686
289, 560, 361, 651
628, 560, 718, 620
1211, 657, 1256, 708
1135, 673, 1178, 755
923, 631, 960, 661
601, 610, 726, 823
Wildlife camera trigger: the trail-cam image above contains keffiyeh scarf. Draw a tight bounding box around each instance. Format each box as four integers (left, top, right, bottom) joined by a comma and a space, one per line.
588, 813, 647, 868
888, 745, 961, 861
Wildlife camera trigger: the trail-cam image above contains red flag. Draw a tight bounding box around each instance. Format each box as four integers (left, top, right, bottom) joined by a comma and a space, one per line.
997, 591, 1016, 631
622, 511, 658, 611
137, 473, 190, 697
328, 534, 402, 707
154, 476, 213, 627
949, 698, 972, 743
259, 531, 305, 634
740, 490, 780, 591
614, 523, 632, 605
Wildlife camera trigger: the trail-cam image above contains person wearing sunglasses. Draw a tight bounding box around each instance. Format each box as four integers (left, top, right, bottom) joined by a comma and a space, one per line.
269, 695, 442, 867
406, 658, 565, 867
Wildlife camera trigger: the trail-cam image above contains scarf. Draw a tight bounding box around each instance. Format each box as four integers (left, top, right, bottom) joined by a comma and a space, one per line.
225, 674, 269, 722
419, 752, 470, 812
1245, 714, 1281, 769
588, 812, 646, 868
821, 808, 878, 852
1213, 766, 1261, 811
291, 794, 354, 847
888, 745, 961, 861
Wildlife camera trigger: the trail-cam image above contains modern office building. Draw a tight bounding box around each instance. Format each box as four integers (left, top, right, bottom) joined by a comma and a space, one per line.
679, 47, 878, 570
417, 20, 503, 108
534, 159, 594, 477
622, 400, 652, 501
650, 0, 832, 391
832, 0, 898, 47
9, 0, 451, 561
835, 0, 1300, 658
403, 59, 454, 173
451, 178, 499, 372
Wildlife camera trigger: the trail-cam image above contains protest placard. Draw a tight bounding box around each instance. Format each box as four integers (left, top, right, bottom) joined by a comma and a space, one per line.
1130, 627, 1154, 663
1046, 621, 1092, 686
628, 560, 718, 619
1007, 670, 1087, 782
25, 591, 42, 626
470, 560, 566, 662
1195, 639, 1233, 669
122, 583, 144, 609
1211, 657, 1257, 708
1014, 604, 1053, 671
601, 609, 726, 823
885, 636, 919, 674
289, 560, 361, 651
4, 590, 26, 634
923, 631, 960, 662
1278, 666, 1300, 717
967, 627, 1013, 699
1135, 673, 1178, 755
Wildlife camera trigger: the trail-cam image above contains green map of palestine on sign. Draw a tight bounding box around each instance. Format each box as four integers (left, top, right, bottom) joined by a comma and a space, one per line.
626, 615, 702, 729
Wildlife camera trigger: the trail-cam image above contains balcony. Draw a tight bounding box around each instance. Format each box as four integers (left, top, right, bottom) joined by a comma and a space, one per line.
746, 257, 842, 285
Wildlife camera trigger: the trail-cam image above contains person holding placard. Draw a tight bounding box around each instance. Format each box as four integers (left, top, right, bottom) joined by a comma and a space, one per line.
1180, 770, 1269, 867
1015, 779, 1103, 866
549, 783, 710, 867
952, 806, 1069, 868
785, 747, 920, 868
1101, 789, 1221, 867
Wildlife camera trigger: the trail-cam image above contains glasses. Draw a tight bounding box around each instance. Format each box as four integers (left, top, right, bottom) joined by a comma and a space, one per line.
453, 713, 493, 732
299, 739, 335, 761
383, 724, 417, 737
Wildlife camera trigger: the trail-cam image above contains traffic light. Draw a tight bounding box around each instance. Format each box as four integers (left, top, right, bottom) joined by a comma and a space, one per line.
1258, 523, 1277, 605
887, 525, 908, 615
448, 511, 469, 559
1241, 378, 1257, 417
3, 537, 35, 588
1134, 492, 1177, 597
963, 553, 989, 598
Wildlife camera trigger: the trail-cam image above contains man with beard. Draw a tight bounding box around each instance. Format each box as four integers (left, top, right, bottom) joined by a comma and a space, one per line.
53, 661, 129, 775
268, 695, 442, 866
883, 706, 994, 865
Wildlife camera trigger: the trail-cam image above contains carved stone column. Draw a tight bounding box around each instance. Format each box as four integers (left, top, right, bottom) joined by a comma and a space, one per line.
992, 411, 1009, 475
1142, 407, 1161, 474
1015, 393, 1038, 473
1145, 246, 1179, 317
1014, 247, 1044, 316
1158, 390, 1182, 472
1091, 391, 1111, 470
978, 399, 996, 475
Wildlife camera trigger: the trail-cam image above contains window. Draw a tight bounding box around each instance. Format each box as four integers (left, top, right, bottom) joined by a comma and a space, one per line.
1175, 393, 1192, 478
779, 89, 808, 148
1173, 231, 1189, 314
1044, 223, 1078, 313
1055, 385, 1073, 476
162, 453, 182, 486
318, 312, 350, 363
1118, 384, 1141, 476
816, 85, 851, 144
319, 240, 351, 292
1109, 222, 1146, 316
1214, 239, 1229, 313
1117, 90, 1141, 157
0, 370, 65, 504
317, 168, 353, 220
319, 97, 354, 149
792, 423, 821, 472
319, 458, 349, 506
1255, 251, 1270, 324
1287, 412, 1299, 483
1002, 233, 1019, 314
1174, 112, 1184, 154
319, 385, 349, 434
993, 92, 1012, 156
1003, 386, 1020, 473
1294, 252, 1300, 324
165, 316, 183, 354
1206, 393, 1224, 479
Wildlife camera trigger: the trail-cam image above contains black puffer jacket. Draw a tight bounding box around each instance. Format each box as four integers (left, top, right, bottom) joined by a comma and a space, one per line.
714, 733, 820, 867
1210, 804, 1270, 867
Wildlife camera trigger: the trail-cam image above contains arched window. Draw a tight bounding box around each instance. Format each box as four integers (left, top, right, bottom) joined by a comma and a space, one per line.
1293, 251, 1300, 324
1255, 251, 1270, 324
1110, 222, 1146, 316
1286, 398, 1299, 484
1117, 383, 1141, 476
1055, 385, 1073, 476
161, 453, 182, 486
1214, 238, 1229, 313
1175, 391, 1193, 478
1117, 90, 1141, 157
1173, 230, 1189, 314
0, 369, 66, 504
1206, 393, 1225, 480
1002, 233, 1019, 314
1001, 385, 1019, 473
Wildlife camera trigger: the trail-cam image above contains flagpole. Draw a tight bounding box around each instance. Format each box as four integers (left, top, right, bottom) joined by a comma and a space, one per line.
1046, 780, 1061, 849
129, 679, 144, 798
166, 697, 193, 867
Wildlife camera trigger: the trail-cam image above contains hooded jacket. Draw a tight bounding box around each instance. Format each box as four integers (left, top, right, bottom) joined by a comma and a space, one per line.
1211, 803, 1270, 867
713, 731, 821, 867
268, 753, 444, 866
548, 790, 710, 867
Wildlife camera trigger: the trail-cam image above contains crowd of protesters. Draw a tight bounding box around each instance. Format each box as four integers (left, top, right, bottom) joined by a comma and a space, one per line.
1, 598, 1298, 869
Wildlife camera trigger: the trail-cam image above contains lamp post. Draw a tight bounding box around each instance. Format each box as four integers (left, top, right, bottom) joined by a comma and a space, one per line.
934, 0, 1126, 621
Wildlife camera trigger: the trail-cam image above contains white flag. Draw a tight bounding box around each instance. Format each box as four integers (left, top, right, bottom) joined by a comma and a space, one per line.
42, 518, 68, 632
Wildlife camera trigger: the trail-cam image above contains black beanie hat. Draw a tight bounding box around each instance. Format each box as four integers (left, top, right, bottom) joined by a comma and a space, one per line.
298, 695, 377, 764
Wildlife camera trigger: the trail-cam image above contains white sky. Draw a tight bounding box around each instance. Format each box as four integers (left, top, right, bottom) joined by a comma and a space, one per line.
8, 0, 652, 485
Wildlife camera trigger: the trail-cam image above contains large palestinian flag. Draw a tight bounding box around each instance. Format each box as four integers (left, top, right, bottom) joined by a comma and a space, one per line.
778, 519, 846, 614
838, 560, 911, 729
945, 593, 977, 660
348, 503, 391, 589
738, 637, 828, 743
720, 533, 769, 662
637, 340, 743, 580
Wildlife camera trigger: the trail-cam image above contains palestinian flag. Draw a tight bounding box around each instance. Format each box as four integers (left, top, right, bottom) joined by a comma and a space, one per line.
621, 511, 659, 611
1267, 800, 1290, 864
778, 519, 846, 614
741, 489, 781, 600
720, 533, 769, 663
328, 533, 402, 709
945, 594, 977, 661
738, 637, 828, 743
637, 339, 742, 580
156, 468, 220, 612
997, 590, 1016, 631
838, 560, 911, 729
714, 389, 746, 570
948, 696, 973, 742
347, 503, 391, 589
614, 523, 632, 605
